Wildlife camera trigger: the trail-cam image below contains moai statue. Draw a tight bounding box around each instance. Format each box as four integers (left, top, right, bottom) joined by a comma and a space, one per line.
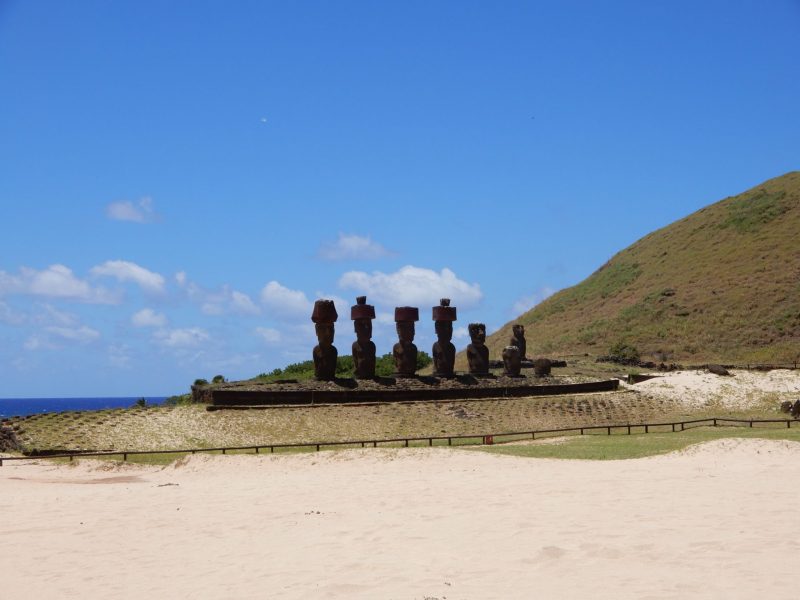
510, 324, 527, 360
467, 323, 490, 375
351, 296, 376, 379
311, 299, 338, 381
393, 306, 419, 377
502, 346, 522, 377
432, 298, 457, 378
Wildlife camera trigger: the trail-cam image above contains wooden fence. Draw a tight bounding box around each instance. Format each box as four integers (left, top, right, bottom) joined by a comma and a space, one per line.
1, 416, 797, 467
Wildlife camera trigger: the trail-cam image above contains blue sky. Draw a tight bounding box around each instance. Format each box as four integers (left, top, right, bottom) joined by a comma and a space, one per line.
1, 1, 798, 397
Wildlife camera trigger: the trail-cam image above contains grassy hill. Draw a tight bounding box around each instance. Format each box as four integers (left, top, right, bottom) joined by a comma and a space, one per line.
486, 172, 800, 365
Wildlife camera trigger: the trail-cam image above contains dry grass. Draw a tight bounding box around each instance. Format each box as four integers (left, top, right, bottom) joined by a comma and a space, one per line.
3, 388, 720, 454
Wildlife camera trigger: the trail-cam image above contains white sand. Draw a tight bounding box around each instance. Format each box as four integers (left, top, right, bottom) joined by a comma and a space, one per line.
3, 440, 800, 599
622, 368, 800, 409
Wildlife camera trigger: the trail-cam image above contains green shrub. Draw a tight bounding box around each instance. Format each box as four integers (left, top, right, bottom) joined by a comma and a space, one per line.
608, 342, 640, 364
211, 375, 226, 384
163, 393, 193, 406
193, 378, 209, 386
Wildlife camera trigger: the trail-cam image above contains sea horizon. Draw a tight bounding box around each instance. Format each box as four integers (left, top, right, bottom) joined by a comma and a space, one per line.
0, 396, 170, 419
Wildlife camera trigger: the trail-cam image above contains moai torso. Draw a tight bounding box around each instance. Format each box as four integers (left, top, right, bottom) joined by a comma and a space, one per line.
393, 341, 418, 377
502, 345, 522, 377
467, 323, 489, 375
352, 339, 376, 379
432, 340, 456, 378
313, 342, 338, 381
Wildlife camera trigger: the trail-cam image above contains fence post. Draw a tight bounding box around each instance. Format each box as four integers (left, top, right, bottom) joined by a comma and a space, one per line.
222, 448, 226, 455
404, 439, 408, 448
671, 423, 675, 432
788, 421, 792, 429
255, 447, 259, 454
627, 425, 631, 435
713, 418, 717, 427
607, 426, 611, 435
316, 444, 320, 451
645, 425, 649, 434
749, 421, 753, 428
428, 438, 433, 447
580, 428, 583, 435
123, 453, 127, 461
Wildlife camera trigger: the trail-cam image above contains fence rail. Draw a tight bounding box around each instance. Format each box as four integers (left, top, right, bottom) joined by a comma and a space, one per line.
2, 417, 797, 467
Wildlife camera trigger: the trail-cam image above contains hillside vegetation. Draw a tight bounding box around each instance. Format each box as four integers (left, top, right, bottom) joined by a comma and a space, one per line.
488, 172, 800, 364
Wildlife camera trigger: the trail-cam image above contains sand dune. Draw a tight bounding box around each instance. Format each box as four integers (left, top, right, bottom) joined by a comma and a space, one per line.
624, 368, 800, 409
2, 440, 799, 599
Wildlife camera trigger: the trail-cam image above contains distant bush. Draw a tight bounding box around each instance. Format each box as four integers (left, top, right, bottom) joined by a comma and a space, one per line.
607, 342, 640, 364
211, 375, 226, 384
132, 397, 147, 408
163, 393, 193, 406
193, 378, 209, 386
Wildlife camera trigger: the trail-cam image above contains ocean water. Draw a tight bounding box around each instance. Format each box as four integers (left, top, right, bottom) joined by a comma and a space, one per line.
0, 397, 169, 418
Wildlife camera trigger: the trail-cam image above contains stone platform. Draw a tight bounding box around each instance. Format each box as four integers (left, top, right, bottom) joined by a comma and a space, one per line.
204, 375, 620, 409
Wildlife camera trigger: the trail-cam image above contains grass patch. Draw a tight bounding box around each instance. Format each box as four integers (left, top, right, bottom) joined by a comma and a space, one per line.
720, 189, 789, 233
477, 425, 800, 460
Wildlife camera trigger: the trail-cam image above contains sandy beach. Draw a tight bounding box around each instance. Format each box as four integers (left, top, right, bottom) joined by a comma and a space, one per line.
3, 439, 800, 599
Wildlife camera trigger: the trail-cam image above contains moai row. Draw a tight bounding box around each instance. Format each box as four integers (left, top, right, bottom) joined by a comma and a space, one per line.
310, 297, 530, 380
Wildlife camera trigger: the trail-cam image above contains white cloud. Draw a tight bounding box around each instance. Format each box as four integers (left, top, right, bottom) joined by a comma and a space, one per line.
230, 290, 260, 315
318, 233, 393, 261
90, 260, 166, 293
106, 197, 158, 223
34, 303, 78, 326
108, 344, 132, 368
23, 335, 56, 351
46, 325, 101, 343
132, 308, 168, 328
511, 287, 556, 316
24, 324, 101, 350
338, 265, 482, 309
154, 327, 209, 348
0, 264, 119, 304
453, 326, 470, 341
0, 301, 25, 325
260, 281, 313, 318
176, 272, 260, 317
255, 327, 282, 344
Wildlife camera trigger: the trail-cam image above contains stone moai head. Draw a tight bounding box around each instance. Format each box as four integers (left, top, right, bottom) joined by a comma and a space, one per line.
432, 298, 457, 342
512, 324, 524, 339
502, 346, 522, 376
311, 299, 338, 345
351, 296, 375, 342
468, 323, 486, 345
395, 306, 419, 343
